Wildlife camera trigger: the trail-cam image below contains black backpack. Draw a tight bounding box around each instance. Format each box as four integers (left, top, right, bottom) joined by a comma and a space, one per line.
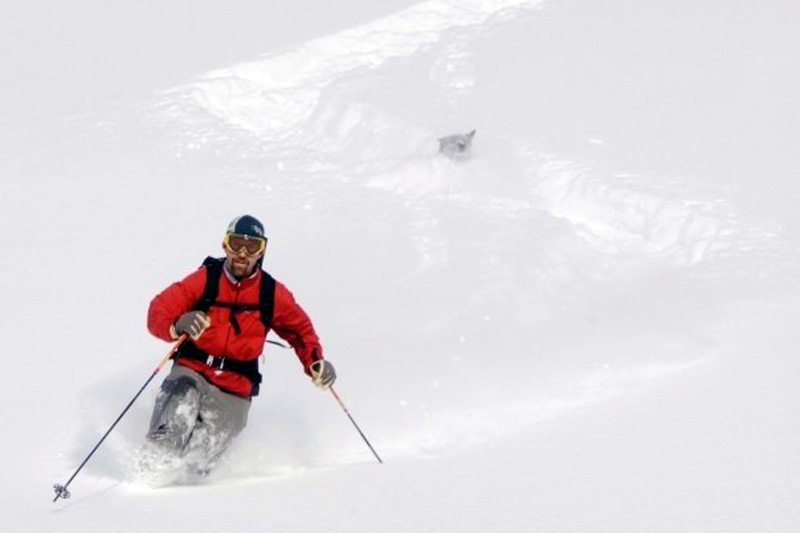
195, 256, 276, 334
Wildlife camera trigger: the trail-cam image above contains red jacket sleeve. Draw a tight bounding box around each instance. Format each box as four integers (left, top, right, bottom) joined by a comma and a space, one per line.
271, 282, 323, 373
147, 269, 207, 342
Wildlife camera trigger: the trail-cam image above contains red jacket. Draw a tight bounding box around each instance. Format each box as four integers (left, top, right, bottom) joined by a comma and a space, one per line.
148, 262, 322, 397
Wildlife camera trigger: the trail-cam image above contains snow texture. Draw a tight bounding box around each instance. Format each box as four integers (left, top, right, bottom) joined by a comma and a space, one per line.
2, 0, 799, 531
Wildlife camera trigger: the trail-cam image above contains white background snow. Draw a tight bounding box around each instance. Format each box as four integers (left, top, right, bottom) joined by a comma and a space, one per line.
2, 0, 799, 531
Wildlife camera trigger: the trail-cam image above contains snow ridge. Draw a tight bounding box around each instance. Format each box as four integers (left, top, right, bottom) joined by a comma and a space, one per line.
175, 0, 544, 139
533, 158, 780, 268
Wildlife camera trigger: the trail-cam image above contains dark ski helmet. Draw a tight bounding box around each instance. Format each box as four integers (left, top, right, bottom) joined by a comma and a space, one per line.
226, 215, 266, 240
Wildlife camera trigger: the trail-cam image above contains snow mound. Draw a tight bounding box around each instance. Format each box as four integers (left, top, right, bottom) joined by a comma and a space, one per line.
533, 156, 783, 269
178, 0, 544, 140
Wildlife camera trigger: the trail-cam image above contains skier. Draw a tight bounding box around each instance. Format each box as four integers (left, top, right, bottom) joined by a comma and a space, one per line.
142, 214, 336, 478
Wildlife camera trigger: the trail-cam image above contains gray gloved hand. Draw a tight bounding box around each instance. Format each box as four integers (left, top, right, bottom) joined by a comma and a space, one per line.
309, 360, 336, 390
173, 311, 211, 340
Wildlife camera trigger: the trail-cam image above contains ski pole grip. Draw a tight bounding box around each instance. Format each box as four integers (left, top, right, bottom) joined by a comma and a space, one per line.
158, 334, 188, 370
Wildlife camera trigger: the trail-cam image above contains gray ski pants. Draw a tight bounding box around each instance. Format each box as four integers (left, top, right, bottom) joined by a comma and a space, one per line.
147, 364, 251, 471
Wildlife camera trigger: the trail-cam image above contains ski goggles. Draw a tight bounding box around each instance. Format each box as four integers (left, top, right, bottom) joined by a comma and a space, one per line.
223, 233, 267, 256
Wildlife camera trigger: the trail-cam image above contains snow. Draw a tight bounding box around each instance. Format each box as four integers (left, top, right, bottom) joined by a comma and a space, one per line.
2, 0, 800, 531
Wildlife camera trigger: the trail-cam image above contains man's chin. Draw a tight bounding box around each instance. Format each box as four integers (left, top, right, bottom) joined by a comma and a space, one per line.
228, 260, 250, 277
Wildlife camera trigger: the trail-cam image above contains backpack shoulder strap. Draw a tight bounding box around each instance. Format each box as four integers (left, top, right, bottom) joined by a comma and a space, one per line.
258, 270, 276, 328
197, 256, 224, 313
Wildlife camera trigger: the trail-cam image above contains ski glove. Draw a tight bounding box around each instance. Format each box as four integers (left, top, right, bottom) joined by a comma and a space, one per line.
309, 360, 336, 390
172, 311, 211, 341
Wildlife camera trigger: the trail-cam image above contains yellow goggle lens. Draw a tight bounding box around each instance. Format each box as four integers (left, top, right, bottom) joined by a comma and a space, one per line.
224, 233, 266, 256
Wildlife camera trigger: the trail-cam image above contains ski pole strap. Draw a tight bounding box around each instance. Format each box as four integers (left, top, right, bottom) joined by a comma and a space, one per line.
175, 341, 262, 396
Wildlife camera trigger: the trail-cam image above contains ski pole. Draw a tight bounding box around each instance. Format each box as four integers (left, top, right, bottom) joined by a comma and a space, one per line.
329, 386, 383, 464
52, 334, 188, 503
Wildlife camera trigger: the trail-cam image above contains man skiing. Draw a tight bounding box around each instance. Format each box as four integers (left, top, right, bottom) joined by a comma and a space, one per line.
143, 214, 335, 478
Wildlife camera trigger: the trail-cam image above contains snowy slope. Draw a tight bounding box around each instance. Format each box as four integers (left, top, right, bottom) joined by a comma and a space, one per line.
2, 0, 800, 531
